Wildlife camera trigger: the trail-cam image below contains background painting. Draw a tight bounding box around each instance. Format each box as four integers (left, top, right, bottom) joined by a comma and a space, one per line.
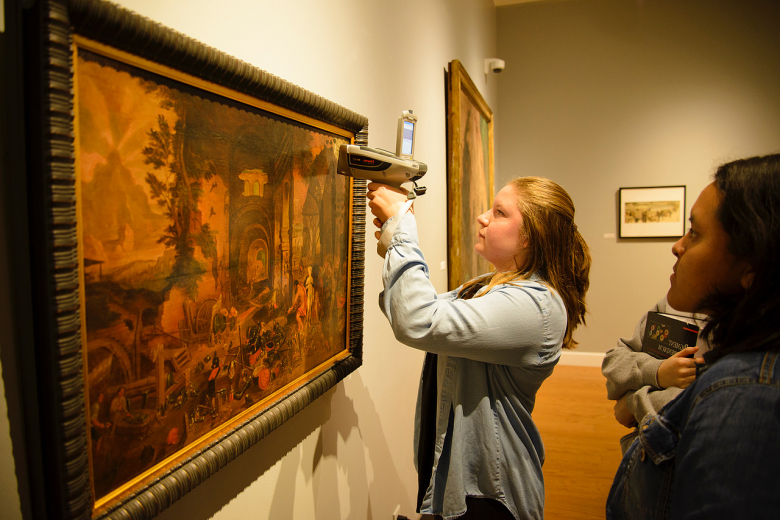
447, 60, 495, 290
76, 47, 351, 501
618, 186, 686, 238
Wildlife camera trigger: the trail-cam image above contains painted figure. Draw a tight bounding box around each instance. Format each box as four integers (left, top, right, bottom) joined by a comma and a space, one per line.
288, 279, 307, 333
90, 392, 110, 455
305, 266, 315, 323
109, 387, 131, 435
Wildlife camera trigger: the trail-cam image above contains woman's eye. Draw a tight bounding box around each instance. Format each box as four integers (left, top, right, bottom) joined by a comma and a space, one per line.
688, 228, 698, 239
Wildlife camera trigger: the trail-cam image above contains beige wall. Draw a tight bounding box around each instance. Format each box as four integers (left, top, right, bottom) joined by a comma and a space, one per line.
0, 0, 497, 519
496, 0, 780, 354
4, 0, 780, 518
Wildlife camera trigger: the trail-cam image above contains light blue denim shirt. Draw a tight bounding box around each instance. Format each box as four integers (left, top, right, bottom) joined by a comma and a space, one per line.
378, 214, 566, 520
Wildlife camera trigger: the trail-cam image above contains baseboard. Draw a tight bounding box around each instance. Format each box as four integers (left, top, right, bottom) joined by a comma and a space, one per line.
560, 351, 604, 367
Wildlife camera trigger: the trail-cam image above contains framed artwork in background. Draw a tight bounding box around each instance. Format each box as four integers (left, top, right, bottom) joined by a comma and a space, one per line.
619, 185, 687, 238
446, 59, 495, 290
21, 0, 367, 518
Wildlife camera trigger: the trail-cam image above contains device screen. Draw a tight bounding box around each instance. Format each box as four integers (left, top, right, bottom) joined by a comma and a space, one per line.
401, 121, 415, 156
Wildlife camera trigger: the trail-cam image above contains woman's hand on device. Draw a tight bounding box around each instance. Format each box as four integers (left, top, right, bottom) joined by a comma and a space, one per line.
366, 183, 412, 238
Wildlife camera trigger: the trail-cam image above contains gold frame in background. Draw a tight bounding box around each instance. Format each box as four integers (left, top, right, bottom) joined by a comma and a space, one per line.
446, 59, 495, 290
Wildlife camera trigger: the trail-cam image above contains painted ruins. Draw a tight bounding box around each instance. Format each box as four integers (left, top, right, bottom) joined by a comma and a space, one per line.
76, 49, 351, 499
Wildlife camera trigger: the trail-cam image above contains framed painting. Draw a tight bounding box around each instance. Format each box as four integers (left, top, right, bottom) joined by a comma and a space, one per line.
446, 59, 495, 290
20, 1, 368, 519
619, 185, 687, 238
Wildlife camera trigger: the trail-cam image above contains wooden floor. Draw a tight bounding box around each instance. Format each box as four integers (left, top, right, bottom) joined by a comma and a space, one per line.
533, 364, 628, 519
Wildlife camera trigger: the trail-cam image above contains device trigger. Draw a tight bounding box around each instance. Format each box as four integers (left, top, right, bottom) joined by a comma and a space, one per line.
407, 191, 417, 200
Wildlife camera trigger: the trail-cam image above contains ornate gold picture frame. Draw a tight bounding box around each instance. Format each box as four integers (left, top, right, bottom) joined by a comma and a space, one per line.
446, 59, 495, 290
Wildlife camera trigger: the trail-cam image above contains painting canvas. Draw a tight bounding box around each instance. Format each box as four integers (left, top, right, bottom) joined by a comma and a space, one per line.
17, 1, 368, 518
619, 186, 686, 238
76, 44, 352, 502
446, 60, 495, 290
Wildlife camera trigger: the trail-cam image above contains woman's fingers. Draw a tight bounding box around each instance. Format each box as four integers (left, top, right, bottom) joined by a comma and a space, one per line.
671, 346, 698, 358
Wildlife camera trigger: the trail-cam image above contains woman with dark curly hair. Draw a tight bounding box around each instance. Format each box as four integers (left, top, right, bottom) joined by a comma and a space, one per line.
607, 153, 780, 519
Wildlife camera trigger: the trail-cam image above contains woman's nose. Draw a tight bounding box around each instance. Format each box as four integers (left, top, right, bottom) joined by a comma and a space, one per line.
477, 211, 489, 226
672, 237, 685, 258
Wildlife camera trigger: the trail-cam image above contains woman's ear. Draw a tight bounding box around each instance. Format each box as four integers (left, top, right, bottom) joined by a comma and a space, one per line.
518, 225, 530, 250
740, 263, 755, 290
520, 234, 530, 250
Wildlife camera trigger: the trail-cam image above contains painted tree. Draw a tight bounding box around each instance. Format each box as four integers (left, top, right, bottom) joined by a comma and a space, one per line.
143, 113, 217, 300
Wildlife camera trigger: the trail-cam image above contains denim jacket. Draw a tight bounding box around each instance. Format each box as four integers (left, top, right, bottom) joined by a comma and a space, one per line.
606, 349, 780, 519
379, 214, 566, 520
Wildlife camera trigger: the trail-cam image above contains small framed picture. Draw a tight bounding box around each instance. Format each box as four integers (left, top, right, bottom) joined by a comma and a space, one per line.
619, 185, 687, 238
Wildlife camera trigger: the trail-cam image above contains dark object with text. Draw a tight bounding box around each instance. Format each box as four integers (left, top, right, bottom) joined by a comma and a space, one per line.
642, 311, 700, 359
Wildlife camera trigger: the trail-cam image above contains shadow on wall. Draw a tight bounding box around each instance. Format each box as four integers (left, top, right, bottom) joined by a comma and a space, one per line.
305, 372, 414, 520
289, 372, 414, 520
152, 372, 413, 519
151, 382, 334, 520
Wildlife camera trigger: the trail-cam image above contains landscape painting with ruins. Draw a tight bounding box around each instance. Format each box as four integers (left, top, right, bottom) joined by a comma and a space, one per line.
76, 47, 352, 500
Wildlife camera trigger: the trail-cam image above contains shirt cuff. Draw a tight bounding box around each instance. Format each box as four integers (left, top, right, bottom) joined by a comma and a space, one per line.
382, 211, 418, 249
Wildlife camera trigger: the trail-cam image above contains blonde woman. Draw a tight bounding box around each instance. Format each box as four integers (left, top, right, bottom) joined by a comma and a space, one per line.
367, 177, 591, 520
